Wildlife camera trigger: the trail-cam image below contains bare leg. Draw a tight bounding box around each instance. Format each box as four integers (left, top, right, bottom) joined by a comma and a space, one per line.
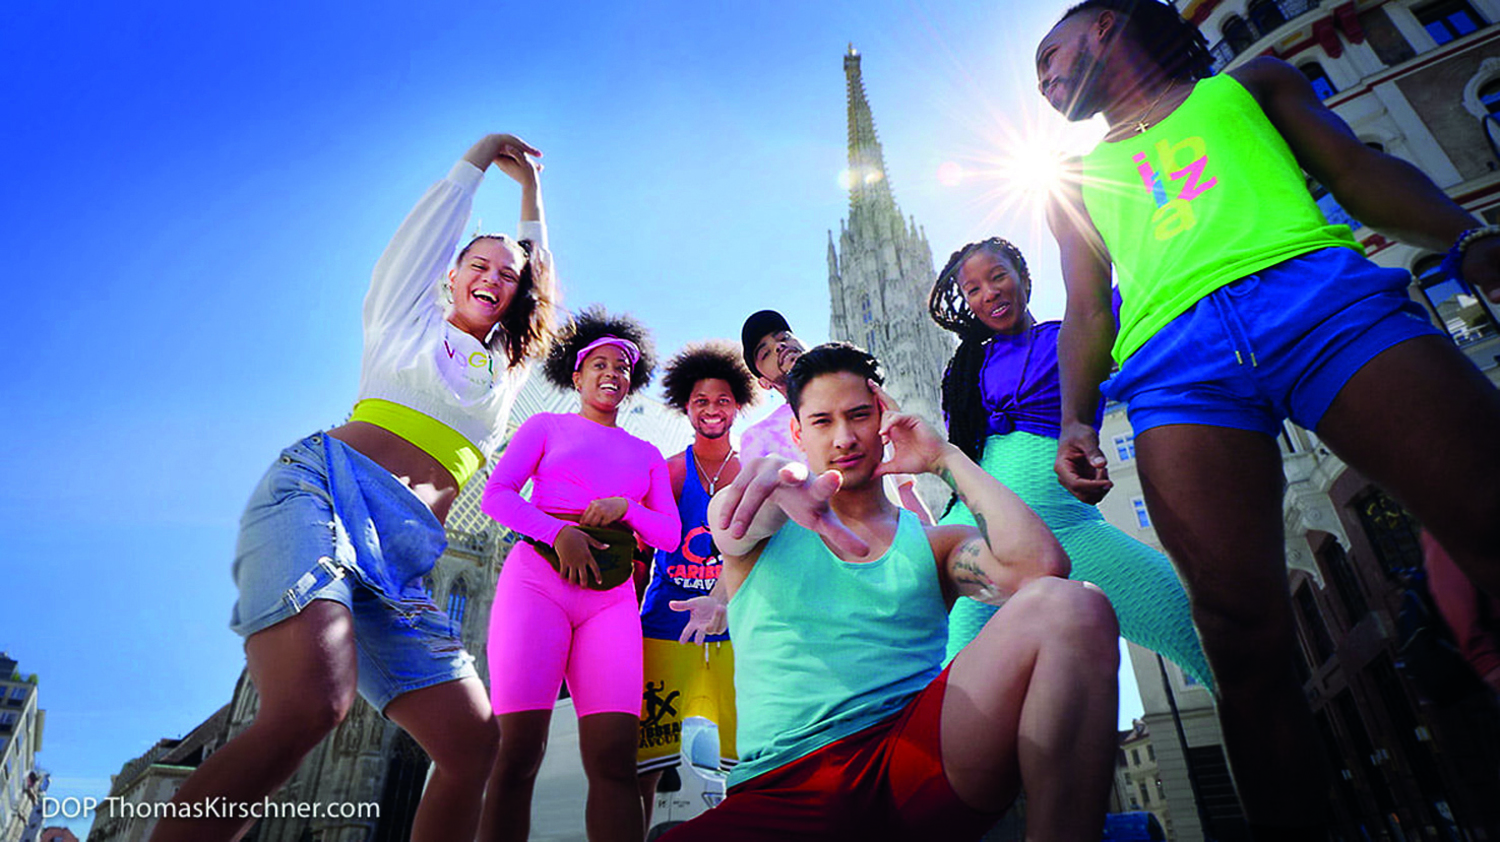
149, 601, 358, 842
1313, 336, 1500, 595
943, 577, 1120, 842
384, 677, 497, 842
478, 709, 552, 842
1135, 424, 1326, 836
638, 769, 663, 835
578, 712, 644, 842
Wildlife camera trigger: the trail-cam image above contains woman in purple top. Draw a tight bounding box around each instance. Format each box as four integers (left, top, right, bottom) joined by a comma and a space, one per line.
930, 237, 1212, 688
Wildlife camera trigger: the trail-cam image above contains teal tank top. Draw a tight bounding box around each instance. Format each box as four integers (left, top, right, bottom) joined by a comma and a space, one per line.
727, 509, 949, 786
1080, 73, 1361, 364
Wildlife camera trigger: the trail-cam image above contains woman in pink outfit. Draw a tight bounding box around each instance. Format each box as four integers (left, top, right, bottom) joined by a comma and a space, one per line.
480, 305, 681, 842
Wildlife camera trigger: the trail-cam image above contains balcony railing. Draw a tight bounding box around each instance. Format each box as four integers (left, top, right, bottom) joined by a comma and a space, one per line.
1207, 0, 1322, 72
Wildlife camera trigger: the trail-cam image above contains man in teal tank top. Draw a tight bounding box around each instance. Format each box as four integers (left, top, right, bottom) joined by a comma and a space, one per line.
660, 344, 1121, 842
1036, 2, 1500, 839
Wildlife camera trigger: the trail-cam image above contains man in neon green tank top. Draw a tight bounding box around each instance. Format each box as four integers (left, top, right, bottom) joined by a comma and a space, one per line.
660, 343, 1121, 841
1037, 1, 1500, 838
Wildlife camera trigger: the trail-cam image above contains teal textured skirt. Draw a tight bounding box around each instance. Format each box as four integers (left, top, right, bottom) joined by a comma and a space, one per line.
943, 432, 1214, 691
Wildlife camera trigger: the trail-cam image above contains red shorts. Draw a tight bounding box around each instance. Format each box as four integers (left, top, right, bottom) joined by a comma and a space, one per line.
657, 665, 1004, 842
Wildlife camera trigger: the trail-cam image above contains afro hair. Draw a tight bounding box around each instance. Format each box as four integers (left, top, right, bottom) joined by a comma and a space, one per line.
661, 340, 759, 413
543, 304, 657, 393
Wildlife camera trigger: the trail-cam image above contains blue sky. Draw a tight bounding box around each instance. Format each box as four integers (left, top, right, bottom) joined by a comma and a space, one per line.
1, 0, 1129, 833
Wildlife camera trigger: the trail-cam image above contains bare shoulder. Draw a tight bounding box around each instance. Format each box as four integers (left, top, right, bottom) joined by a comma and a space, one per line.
1227, 57, 1305, 102
667, 450, 688, 497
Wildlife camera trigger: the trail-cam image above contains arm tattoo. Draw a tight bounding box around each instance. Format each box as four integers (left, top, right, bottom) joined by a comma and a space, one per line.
952, 541, 1005, 604
941, 467, 983, 535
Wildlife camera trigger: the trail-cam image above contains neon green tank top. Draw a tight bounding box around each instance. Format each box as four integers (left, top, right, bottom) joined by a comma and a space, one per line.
1080, 74, 1361, 364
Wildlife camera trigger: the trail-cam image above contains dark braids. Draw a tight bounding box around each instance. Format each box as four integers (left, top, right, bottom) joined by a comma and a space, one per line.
1061, 0, 1214, 82
928, 238, 1032, 464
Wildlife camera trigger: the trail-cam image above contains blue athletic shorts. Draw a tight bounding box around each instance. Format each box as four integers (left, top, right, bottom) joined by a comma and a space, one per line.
1104, 247, 1442, 437
229, 433, 477, 712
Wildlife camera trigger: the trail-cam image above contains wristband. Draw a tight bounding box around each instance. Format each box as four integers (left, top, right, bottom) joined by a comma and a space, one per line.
1439, 224, 1500, 281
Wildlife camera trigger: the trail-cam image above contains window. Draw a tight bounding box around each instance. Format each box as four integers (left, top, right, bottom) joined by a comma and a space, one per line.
1249, 0, 1289, 34
1318, 538, 1369, 624
1222, 15, 1256, 53
1482, 79, 1500, 115
1414, 255, 1498, 348
1139, 782, 1151, 806
446, 578, 470, 627
1294, 582, 1336, 664
1148, 744, 1156, 761
1353, 487, 1422, 579
1132, 748, 1141, 765
1132, 497, 1152, 530
1300, 62, 1338, 99
1113, 433, 1136, 462
1415, 0, 1483, 45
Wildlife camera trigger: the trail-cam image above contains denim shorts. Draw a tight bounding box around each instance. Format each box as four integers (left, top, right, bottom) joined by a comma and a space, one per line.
229, 433, 477, 712
1104, 247, 1442, 437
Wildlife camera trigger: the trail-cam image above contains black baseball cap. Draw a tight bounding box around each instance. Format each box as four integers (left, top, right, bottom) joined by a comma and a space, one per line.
741, 310, 792, 378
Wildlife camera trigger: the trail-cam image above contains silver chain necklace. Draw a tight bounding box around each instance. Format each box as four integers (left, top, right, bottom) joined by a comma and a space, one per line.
693, 446, 735, 495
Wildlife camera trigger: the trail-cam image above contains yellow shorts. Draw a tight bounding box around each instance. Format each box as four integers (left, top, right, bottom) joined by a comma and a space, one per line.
638, 637, 737, 773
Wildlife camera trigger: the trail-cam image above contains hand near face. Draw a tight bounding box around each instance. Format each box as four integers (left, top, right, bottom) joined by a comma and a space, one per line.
579, 496, 629, 527
713, 456, 870, 558
868, 381, 949, 476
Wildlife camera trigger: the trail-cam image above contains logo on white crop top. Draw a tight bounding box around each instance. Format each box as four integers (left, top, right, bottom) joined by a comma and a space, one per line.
438, 326, 496, 398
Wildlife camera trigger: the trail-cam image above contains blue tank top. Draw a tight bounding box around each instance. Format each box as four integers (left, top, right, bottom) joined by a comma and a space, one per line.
727, 509, 948, 786
640, 446, 729, 643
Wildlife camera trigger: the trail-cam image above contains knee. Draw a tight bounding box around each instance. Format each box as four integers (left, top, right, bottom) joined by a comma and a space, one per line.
431, 717, 499, 781
582, 753, 638, 788
258, 687, 356, 752
1191, 600, 1297, 685
494, 731, 548, 782
1010, 577, 1120, 657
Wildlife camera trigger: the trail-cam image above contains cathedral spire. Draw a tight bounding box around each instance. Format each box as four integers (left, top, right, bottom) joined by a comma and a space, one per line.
844, 44, 896, 215
827, 46, 953, 504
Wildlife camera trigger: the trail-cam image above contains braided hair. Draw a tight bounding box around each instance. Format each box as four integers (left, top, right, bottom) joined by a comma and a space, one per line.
543, 304, 657, 393
928, 238, 1032, 465
1060, 0, 1214, 82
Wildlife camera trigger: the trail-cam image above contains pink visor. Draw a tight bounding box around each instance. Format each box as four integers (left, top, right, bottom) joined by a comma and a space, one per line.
574, 336, 641, 371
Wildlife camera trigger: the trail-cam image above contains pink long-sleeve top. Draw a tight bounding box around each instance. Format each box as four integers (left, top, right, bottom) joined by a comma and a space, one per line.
482, 412, 682, 552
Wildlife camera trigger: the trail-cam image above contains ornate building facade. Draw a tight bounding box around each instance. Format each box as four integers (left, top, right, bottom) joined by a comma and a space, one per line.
827, 46, 956, 508
0, 655, 46, 842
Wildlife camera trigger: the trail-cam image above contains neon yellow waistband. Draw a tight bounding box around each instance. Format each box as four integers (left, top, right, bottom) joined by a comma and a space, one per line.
350, 399, 484, 488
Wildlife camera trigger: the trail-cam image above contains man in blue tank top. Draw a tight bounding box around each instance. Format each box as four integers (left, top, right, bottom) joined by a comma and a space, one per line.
635, 341, 757, 829
1036, 3, 1500, 839
660, 343, 1121, 842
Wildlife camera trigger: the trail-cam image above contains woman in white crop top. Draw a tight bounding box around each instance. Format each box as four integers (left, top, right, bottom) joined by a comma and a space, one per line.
152, 133, 556, 842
